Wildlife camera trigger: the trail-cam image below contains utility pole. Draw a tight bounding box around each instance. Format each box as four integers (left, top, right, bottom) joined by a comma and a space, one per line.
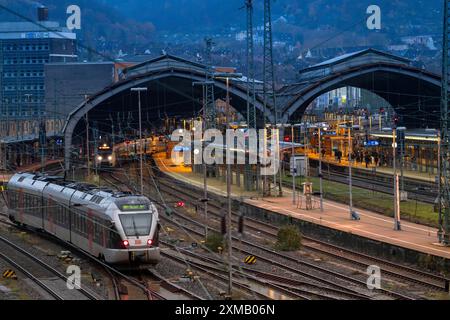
204, 38, 216, 129
245, 0, 256, 129
117, 112, 123, 139
92, 122, 99, 177
245, 0, 257, 192
263, 0, 281, 196
192, 38, 216, 238
318, 126, 324, 211
225, 77, 233, 298
86, 112, 90, 177
193, 80, 214, 239
109, 114, 115, 146
440, 0, 450, 245
291, 125, 296, 205
131, 87, 148, 195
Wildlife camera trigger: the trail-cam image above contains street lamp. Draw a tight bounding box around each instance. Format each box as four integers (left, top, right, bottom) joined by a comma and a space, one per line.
131, 87, 148, 195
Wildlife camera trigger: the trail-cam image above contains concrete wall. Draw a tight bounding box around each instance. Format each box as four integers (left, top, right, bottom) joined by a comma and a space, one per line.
238, 201, 450, 274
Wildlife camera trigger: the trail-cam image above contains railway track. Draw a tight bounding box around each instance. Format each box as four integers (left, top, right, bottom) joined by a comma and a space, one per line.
0, 233, 100, 300
309, 159, 436, 204
160, 247, 305, 300
108, 167, 396, 299
0, 212, 171, 300
146, 268, 205, 300
163, 241, 371, 300
141, 163, 450, 299
152, 168, 449, 293
155, 205, 409, 300
104, 169, 344, 299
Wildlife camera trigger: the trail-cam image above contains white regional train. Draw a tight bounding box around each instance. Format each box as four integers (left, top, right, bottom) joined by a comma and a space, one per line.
6, 173, 160, 266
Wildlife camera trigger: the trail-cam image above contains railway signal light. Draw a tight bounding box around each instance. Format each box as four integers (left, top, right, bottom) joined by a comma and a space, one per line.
221, 216, 227, 235
175, 201, 185, 208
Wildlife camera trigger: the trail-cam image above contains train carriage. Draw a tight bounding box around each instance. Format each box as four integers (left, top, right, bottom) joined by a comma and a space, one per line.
6, 173, 160, 266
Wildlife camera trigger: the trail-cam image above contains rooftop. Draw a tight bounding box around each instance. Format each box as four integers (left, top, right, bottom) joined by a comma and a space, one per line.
0, 21, 68, 33
300, 48, 411, 74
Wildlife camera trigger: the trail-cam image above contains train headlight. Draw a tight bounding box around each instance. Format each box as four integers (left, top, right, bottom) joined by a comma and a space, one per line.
108, 155, 113, 161
122, 240, 129, 247
97, 156, 103, 161
147, 239, 153, 246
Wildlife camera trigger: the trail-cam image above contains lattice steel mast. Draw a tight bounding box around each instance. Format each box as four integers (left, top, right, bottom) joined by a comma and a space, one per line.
245, 0, 256, 129
263, 0, 282, 196
439, 0, 450, 245
204, 38, 216, 129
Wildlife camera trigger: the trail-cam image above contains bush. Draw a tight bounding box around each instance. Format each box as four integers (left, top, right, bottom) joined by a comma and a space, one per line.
275, 225, 302, 251
205, 232, 225, 253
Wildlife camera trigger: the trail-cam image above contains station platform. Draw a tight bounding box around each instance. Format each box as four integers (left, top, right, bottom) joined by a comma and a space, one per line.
308, 152, 436, 183
154, 153, 450, 260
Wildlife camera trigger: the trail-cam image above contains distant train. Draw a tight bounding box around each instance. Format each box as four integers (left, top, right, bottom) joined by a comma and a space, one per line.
113, 136, 167, 166
95, 143, 114, 168
6, 173, 160, 266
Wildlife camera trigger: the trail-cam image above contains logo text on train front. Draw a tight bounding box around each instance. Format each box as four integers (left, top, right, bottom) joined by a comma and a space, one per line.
171, 121, 280, 176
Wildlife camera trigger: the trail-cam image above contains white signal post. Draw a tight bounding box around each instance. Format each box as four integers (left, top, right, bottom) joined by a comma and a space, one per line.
392, 128, 401, 230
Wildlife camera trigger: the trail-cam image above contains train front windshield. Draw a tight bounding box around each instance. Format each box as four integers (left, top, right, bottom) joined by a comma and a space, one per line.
119, 213, 152, 237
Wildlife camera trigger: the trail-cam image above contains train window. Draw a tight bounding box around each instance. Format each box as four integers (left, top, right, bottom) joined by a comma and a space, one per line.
118, 203, 150, 212
119, 213, 152, 237
95, 197, 104, 204
78, 214, 82, 232
73, 213, 78, 232
81, 216, 86, 235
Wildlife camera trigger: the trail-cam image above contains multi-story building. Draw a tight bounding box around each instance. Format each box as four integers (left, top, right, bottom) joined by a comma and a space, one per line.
0, 6, 77, 122
44, 62, 115, 135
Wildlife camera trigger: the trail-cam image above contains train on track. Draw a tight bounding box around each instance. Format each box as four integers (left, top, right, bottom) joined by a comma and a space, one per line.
5, 173, 160, 266
95, 143, 115, 168
113, 136, 168, 166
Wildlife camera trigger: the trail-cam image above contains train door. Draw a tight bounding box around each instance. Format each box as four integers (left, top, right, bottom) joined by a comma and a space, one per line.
18, 189, 24, 224
87, 209, 94, 253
